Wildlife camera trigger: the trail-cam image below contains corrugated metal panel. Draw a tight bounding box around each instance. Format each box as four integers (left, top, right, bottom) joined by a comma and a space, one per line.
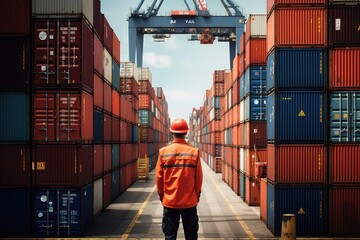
329, 186, 360, 235
0, 189, 30, 237
104, 111, 112, 142
267, 91, 326, 143
94, 34, 104, 77
102, 14, 113, 53
260, 178, 267, 223
244, 66, 266, 96
112, 169, 120, 200
239, 171, 246, 200
32, 0, 94, 25
330, 91, 360, 142
104, 82, 112, 113
329, 49, 360, 89
104, 48, 113, 84
267, 144, 327, 184
93, 110, 103, 144
268, 0, 327, 14
112, 117, 120, 142
329, 6, 360, 46
93, 178, 103, 217
112, 60, 120, 91
112, 32, 121, 64
267, 184, 327, 236
93, 74, 104, 108
244, 94, 267, 121
246, 176, 260, 206
267, 8, 327, 53
94, 145, 103, 178
32, 145, 94, 187
246, 148, 267, 177
112, 144, 120, 170
330, 145, 360, 183
245, 121, 267, 147
330, 0, 360, 5
112, 90, 120, 117
0, 38, 30, 90
103, 173, 112, 208
120, 62, 138, 80
33, 185, 93, 237
0, 0, 30, 34
0, 92, 29, 143
267, 49, 327, 91
245, 38, 267, 69
245, 14, 267, 41
0, 145, 30, 187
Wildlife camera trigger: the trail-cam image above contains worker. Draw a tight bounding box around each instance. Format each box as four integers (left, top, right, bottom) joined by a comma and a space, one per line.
156, 118, 203, 240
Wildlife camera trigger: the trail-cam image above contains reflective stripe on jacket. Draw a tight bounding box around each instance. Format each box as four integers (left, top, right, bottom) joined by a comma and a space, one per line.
156, 138, 203, 209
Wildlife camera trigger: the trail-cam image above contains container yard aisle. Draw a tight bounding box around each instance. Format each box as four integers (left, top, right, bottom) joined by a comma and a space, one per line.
84, 159, 274, 239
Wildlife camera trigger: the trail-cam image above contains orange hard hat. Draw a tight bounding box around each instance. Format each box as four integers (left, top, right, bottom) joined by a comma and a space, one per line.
170, 118, 189, 133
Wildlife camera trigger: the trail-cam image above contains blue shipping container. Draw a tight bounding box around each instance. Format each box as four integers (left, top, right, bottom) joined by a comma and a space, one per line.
0, 189, 30, 237
0, 92, 29, 143
33, 184, 93, 237
330, 91, 360, 143
245, 94, 267, 120
244, 66, 266, 96
112, 60, 120, 91
267, 183, 327, 236
112, 169, 120, 200
93, 109, 103, 144
139, 110, 152, 126
267, 49, 327, 91
132, 124, 138, 143
240, 74, 245, 100
267, 91, 326, 143
213, 96, 221, 109
112, 144, 120, 169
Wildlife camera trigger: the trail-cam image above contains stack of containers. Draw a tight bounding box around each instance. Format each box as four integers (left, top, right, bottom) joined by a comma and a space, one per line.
31, 0, 100, 237
119, 62, 140, 192
188, 108, 202, 150
265, 0, 328, 236
240, 14, 268, 206
328, 0, 360, 236
0, 0, 31, 237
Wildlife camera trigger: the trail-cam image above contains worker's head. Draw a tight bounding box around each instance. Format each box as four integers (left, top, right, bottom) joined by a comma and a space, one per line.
170, 118, 189, 139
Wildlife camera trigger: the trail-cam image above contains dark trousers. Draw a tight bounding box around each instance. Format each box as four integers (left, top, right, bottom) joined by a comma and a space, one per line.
162, 206, 199, 240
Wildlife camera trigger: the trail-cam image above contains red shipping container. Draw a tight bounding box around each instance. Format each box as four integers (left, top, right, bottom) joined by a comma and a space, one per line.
103, 113, 112, 143
329, 186, 360, 235
260, 178, 267, 223
239, 52, 246, 76
246, 176, 260, 206
267, 0, 327, 15
125, 164, 132, 189
239, 34, 246, 53
112, 31, 121, 64
112, 89, 120, 117
104, 82, 112, 113
245, 121, 267, 148
33, 90, 93, 143
94, 74, 104, 109
104, 144, 112, 174
267, 8, 327, 53
112, 117, 120, 142
246, 148, 267, 177
32, 145, 93, 187
94, 145, 103, 178
94, 33, 104, 76
0, 0, 30, 34
267, 144, 327, 184
232, 168, 239, 195
238, 123, 245, 146
0, 145, 30, 187
33, 19, 93, 89
101, 14, 113, 52
329, 48, 360, 89
245, 38, 267, 69
232, 54, 240, 81
330, 145, 360, 184
103, 172, 112, 208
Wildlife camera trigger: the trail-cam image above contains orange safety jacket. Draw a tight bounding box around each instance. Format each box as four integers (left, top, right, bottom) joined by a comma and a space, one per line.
156, 138, 203, 209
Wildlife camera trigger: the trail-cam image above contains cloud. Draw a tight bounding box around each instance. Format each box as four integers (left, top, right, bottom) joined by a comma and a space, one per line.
166, 90, 203, 102
143, 52, 172, 68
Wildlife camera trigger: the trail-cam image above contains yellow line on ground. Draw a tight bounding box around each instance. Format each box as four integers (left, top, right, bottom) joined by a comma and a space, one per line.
203, 164, 256, 239
121, 184, 157, 239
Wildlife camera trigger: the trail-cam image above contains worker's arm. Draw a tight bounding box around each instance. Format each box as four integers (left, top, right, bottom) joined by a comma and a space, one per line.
195, 150, 203, 201
155, 150, 164, 201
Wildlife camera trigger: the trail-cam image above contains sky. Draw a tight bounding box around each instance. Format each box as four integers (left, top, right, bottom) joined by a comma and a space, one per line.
101, 0, 266, 122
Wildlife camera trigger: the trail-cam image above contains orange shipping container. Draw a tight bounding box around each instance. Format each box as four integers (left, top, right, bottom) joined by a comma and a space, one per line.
329, 48, 360, 90
267, 0, 327, 15
93, 74, 104, 109
246, 148, 267, 177
246, 176, 260, 206
232, 54, 240, 82
267, 8, 327, 54
245, 38, 267, 69
260, 178, 267, 223
104, 82, 112, 113
139, 94, 150, 109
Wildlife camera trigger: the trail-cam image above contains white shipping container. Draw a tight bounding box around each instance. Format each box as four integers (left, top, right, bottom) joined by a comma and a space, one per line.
240, 100, 245, 122
104, 49, 112, 83
120, 62, 138, 81
32, 0, 94, 25
209, 108, 215, 122
239, 147, 246, 172
245, 14, 267, 40
138, 67, 152, 84
93, 178, 103, 217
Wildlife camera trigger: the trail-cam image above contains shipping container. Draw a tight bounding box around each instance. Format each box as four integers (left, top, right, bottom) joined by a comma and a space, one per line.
0, 92, 29, 143
329, 48, 360, 89
267, 144, 327, 184
245, 14, 267, 42
93, 178, 103, 217
32, 145, 93, 187
94, 34, 104, 76
267, 91, 326, 143
112, 144, 120, 170
329, 5, 360, 46
267, 48, 327, 91
244, 66, 266, 96
120, 62, 138, 81
246, 176, 260, 206
32, 0, 94, 25
33, 19, 93, 90
330, 144, 360, 183
112, 169, 120, 200
33, 184, 93, 237
104, 144, 112, 173
267, 0, 327, 15
101, 14, 113, 53
33, 91, 93, 143
239, 171, 246, 200
112, 89, 120, 117
329, 186, 360, 235
244, 94, 267, 121
0, 0, 30, 34
0, 145, 30, 187
0, 38, 30, 90
93, 145, 103, 178
104, 48, 112, 84
112, 59, 120, 91
267, 184, 327, 236
330, 91, 360, 142
104, 82, 112, 113
330, 0, 360, 4
260, 178, 267, 223
93, 109, 103, 144
103, 172, 112, 208
245, 38, 267, 69
93, 74, 104, 109
245, 148, 267, 177
267, 8, 327, 53
112, 32, 121, 64
245, 121, 267, 148
112, 117, 120, 142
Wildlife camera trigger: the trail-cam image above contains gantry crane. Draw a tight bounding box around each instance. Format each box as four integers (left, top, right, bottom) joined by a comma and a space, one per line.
128, 0, 245, 67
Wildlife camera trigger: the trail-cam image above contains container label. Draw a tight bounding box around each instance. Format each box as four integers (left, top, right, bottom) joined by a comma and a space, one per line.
335, 19, 341, 31
37, 162, 46, 170
39, 31, 47, 40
